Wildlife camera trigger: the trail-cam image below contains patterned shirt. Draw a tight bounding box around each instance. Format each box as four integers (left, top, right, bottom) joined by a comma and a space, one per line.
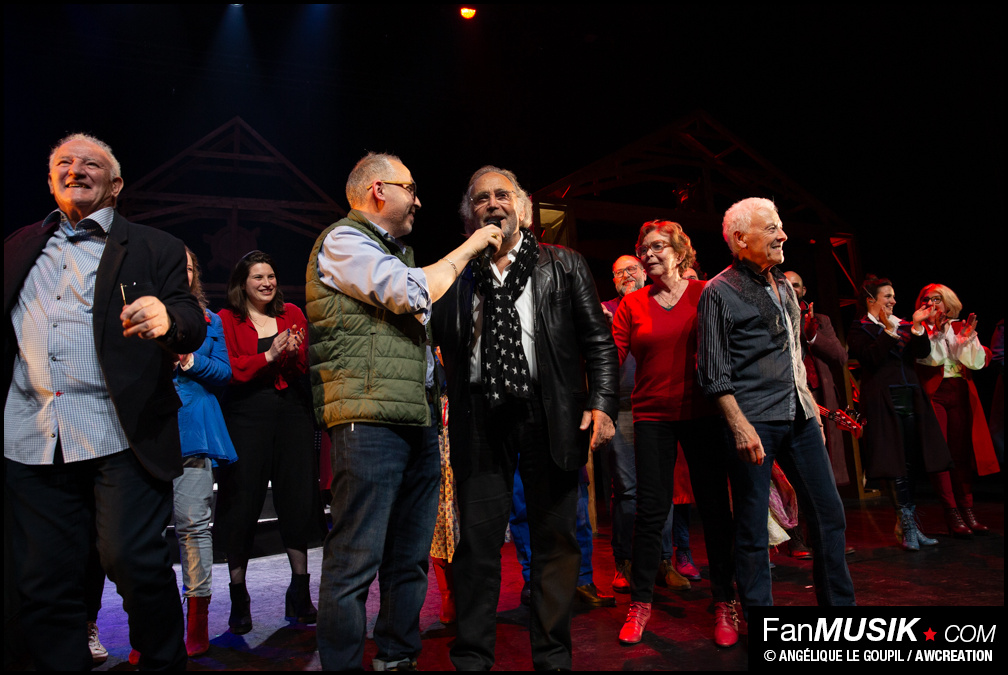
469, 231, 537, 385
697, 260, 818, 423
4, 207, 132, 464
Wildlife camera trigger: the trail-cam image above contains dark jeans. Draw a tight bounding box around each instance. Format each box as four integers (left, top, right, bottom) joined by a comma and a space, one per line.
729, 416, 856, 612
5, 451, 186, 670
631, 417, 736, 603
451, 392, 580, 671
316, 406, 440, 670
607, 409, 637, 561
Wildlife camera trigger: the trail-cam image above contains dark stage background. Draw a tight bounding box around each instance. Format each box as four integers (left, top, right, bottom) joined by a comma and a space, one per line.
4, 5, 1004, 335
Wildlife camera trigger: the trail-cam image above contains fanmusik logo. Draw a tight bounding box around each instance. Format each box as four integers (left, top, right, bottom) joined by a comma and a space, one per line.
761, 616, 997, 645
765, 617, 921, 642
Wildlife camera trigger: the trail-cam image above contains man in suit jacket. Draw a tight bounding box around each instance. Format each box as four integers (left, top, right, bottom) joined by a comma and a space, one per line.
784, 271, 851, 486
3, 133, 205, 669
431, 165, 618, 671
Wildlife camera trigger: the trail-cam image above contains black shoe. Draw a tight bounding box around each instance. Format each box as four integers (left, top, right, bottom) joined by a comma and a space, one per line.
285, 573, 318, 624
786, 528, 812, 559
575, 582, 616, 608
228, 582, 253, 635
520, 581, 531, 606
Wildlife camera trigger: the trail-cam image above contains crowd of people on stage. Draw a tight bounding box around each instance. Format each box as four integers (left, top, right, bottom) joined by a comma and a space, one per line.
4, 134, 1002, 670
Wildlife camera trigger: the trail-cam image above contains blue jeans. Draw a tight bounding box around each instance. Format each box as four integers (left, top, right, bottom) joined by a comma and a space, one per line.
607, 409, 637, 562
316, 409, 440, 670
172, 456, 214, 598
512, 466, 593, 586
729, 416, 855, 612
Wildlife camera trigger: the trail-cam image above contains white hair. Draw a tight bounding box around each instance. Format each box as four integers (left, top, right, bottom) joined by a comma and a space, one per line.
722, 197, 777, 255
50, 133, 121, 179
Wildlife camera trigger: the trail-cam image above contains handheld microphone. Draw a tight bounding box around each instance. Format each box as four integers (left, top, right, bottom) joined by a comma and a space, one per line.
483, 218, 502, 265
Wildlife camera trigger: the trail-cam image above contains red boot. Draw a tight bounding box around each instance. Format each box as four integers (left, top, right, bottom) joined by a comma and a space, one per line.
432, 557, 456, 624
186, 595, 211, 657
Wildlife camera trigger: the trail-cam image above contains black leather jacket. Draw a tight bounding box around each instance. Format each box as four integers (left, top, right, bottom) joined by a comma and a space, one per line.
431, 241, 618, 477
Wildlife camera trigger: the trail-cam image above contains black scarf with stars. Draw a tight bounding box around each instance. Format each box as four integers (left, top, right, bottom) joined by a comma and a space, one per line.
471, 230, 538, 408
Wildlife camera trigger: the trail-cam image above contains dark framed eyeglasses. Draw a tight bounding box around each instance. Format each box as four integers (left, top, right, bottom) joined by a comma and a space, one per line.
613, 265, 642, 279
635, 241, 670, 258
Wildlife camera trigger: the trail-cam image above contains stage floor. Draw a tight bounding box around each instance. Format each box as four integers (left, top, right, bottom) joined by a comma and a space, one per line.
30, 480, 1008, 671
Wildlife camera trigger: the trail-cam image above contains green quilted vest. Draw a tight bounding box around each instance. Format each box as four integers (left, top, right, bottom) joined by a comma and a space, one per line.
305, 211, 430, 429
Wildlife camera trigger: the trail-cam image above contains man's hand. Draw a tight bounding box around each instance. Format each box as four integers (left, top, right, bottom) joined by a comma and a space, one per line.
601, 303, 614, 325
581, 409, 615, 450
466, 223, 504, 259
730, 416, 766, 465
802, 302, 818, 341
716, 394, 765, 465
121, 296, 172, 340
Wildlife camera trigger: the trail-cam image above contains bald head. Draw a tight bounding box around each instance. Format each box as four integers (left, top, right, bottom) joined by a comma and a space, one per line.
784, 271, 805, 299
612, 254, 645, 298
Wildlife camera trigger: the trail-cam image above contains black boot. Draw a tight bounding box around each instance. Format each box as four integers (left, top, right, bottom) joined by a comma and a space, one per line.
228, 582, 253, 634
285, 573, 318, 624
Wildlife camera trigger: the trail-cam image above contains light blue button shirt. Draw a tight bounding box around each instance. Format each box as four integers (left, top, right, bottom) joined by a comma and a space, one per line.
317, 220, 435, 388
4, 207, 131, 464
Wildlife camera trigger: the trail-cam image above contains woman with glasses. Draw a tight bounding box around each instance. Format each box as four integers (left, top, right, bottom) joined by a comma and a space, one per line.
913, 284, 998, 536
610, 221, 740, 648
847, 275, 950, 551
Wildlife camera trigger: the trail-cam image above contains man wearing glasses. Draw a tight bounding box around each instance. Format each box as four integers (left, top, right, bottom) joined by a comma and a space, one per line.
599, 255, 648, 593
306, 153, 502, 670
431, 165, 618, 670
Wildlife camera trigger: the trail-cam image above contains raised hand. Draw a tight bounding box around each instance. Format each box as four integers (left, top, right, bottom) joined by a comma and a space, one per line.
911, 303, 934, 329
802, 301, 818, 340
286, 324, 305, 353
468, 223, 504, 259
267, 330, 291, 362
961, 313, 978, 339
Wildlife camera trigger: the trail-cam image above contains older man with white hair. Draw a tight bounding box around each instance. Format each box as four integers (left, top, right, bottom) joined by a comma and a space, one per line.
696, 197, 855, 614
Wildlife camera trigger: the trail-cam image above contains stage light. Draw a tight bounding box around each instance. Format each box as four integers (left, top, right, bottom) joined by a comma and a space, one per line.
460, 7, 476, 19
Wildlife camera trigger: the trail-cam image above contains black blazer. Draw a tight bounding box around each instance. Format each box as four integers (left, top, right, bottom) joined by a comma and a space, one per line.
431, 241, 618, 478
847, 316, 951, 478
4, 212, 206, 482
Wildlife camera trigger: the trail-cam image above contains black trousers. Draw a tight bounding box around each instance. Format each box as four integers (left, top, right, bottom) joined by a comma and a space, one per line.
450, 392, 580, 671
632, 416, 737, 603
5, 450, 186, 670
217, 386, 324, 564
